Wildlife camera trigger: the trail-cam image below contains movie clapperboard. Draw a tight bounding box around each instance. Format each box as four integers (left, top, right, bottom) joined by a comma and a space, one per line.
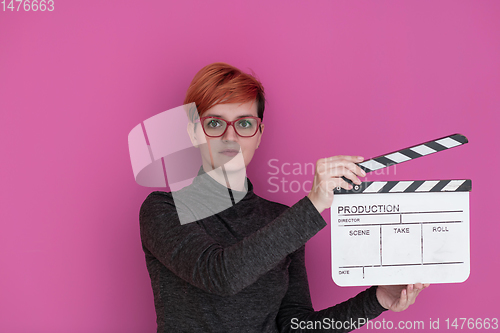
331, 134, 471, 286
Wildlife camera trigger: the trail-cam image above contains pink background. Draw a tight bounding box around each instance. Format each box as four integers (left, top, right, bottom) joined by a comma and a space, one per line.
1, 1, 499, 332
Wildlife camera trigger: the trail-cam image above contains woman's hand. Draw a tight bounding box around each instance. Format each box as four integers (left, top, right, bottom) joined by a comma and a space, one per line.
376, 284, 430, 312
307, 155, 366, 214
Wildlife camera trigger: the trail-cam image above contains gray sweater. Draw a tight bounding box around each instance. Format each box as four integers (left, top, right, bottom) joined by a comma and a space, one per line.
139, 166, 387, 332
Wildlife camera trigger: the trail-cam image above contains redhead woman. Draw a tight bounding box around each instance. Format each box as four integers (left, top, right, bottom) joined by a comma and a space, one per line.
139, 62, 428, 332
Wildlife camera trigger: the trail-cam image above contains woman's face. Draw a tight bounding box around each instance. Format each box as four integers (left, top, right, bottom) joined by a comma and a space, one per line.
189, 100, 264, 174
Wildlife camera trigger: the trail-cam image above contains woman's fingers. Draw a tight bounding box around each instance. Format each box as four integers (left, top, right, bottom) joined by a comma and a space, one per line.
325, 155, 364, 163
323, 176, 353, 192
401, 287, 408, 307
319, 161, 366, 186
377, 283, 429, 312
332, 166, 364, 185
402, 284, 426, 310
308, 155, 366, 213
319, 156, 366, 175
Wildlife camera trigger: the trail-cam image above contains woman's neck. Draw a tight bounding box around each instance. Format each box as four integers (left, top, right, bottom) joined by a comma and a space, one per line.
202, 164, 247, 192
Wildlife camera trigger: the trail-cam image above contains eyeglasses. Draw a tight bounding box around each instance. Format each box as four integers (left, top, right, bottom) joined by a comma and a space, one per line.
198, 116, 262, 138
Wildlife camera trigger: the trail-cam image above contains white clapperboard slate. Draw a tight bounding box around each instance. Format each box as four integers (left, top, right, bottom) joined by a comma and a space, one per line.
331, 134, 471, 286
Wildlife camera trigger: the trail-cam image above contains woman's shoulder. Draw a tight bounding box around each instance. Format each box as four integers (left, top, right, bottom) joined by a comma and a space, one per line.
140, 187, 218, 225
144, 190, 173, 200
139, 191, 174, 217
140, 189, 197, 212
141, 187, 195, 203
139, 189, 199, 228
140, 190, 174, 207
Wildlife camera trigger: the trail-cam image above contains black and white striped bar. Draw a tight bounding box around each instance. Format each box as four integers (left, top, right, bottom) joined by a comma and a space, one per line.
334, 179, 471, 194
357, 134, 468, 173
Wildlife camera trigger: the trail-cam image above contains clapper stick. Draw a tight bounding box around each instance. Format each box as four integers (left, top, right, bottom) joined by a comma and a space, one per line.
338, 134, 468, 192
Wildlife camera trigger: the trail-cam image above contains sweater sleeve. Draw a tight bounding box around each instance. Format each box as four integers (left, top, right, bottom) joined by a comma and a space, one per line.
277, 246, 388, 332
139, 193, 327, 297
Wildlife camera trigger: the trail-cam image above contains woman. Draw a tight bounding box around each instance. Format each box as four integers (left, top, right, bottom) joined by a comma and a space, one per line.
139, 62, 428, 332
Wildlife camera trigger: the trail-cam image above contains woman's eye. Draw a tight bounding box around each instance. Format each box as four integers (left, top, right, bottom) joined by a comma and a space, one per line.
208, 119, 221, 127
238, 120, 252, 128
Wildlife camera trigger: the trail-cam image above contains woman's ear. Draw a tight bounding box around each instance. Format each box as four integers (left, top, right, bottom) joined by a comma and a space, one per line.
187, 122, 207, 148
256, 123, 265, 148
186, 122, 199, 148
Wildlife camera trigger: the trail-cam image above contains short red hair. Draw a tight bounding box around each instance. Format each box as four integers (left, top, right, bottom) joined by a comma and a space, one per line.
184, 62, 266, 122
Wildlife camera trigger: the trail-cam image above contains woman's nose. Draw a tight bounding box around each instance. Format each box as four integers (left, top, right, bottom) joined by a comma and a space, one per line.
222, 124, 238, 141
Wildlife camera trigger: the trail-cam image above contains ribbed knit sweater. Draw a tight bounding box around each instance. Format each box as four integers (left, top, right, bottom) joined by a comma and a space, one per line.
139, 166, 387, 332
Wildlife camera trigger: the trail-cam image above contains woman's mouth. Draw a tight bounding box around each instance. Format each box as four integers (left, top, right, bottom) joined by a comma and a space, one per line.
220, 149, 240, 157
